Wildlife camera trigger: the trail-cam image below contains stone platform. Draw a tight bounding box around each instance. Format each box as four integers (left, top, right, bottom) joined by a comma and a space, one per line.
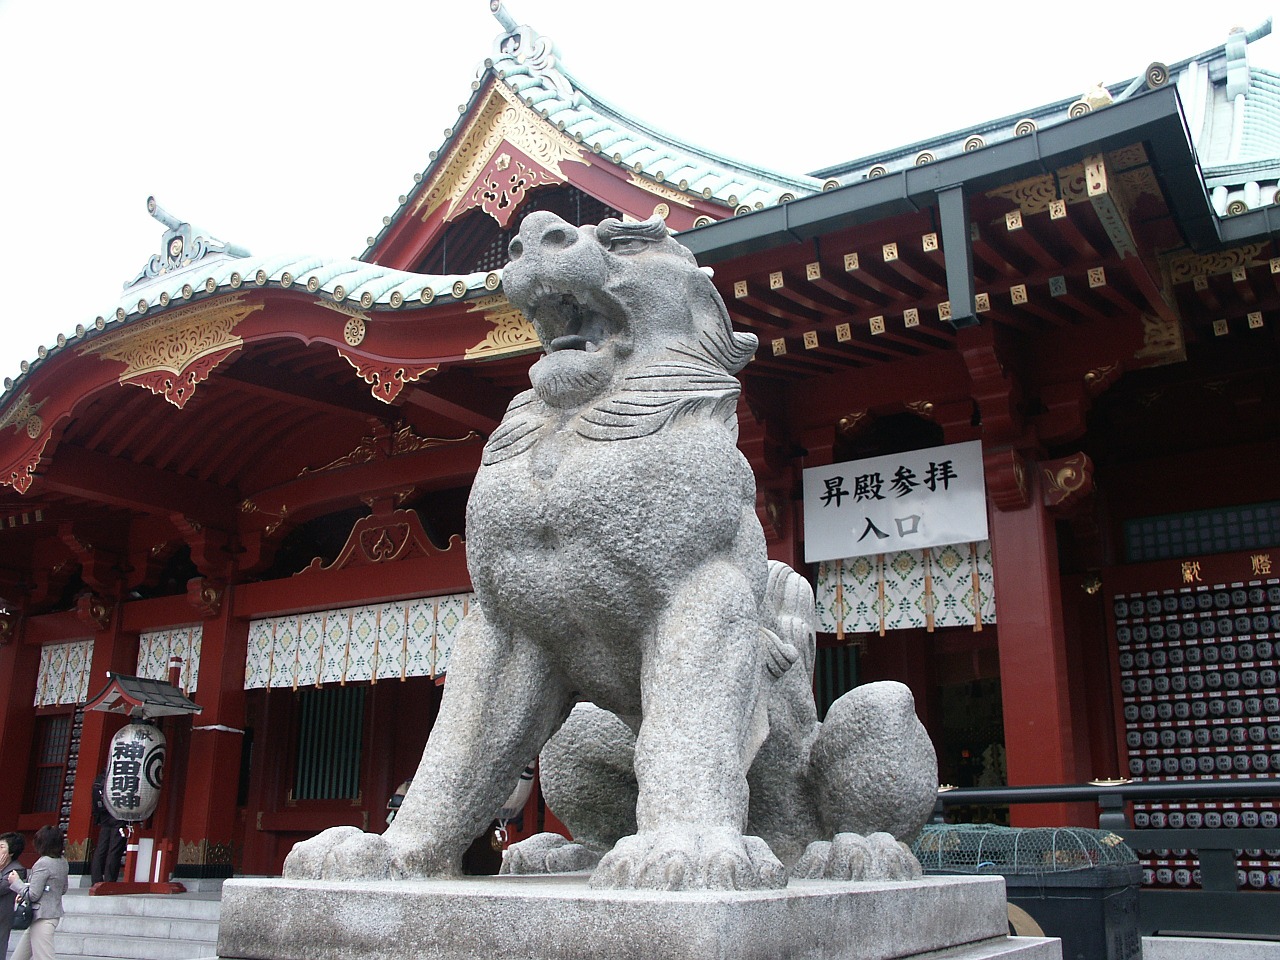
217, 873, 1061, 960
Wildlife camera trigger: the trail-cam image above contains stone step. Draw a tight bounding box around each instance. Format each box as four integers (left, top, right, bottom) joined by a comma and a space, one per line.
5, 892, 221, 960
57, 912, 220, 942
52, 931, 217, 960
66, 894, 222, 921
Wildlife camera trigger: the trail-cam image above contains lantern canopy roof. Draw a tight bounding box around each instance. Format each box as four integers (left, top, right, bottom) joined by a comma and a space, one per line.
85, 672, 203, 719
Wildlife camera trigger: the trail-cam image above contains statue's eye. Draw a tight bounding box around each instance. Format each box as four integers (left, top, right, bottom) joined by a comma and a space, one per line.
607, 237, 647, 254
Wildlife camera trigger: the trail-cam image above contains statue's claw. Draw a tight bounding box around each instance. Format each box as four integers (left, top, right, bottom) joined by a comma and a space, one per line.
792, 831, 922, 881
282, 826, 422, 881
590, 828, 786, 891
501, 832, 602, 875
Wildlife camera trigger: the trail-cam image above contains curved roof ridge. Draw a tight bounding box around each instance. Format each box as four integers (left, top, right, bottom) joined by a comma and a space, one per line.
562, 69, 821, 195
0, 249, 505, 404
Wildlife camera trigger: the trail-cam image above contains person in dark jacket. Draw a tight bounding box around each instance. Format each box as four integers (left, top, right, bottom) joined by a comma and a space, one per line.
89, 772, 126, 884
0, 832, 26, 956
7, 824, 68, 960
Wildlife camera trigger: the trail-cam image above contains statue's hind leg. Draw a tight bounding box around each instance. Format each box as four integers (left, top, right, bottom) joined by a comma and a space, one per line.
284, 607, 571, 880
504, 703, 639, 876
590, 560, 786, 891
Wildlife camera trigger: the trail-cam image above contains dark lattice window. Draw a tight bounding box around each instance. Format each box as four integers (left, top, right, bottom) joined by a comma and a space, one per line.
26, 714, 72, 813
1124, 500, 1280, 562
416, 185, 621, 276
294, 686, 365, 801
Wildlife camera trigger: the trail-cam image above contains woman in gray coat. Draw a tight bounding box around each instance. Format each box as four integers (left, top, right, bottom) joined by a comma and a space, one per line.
6, 825, 67, 960
0, 831, 26, 957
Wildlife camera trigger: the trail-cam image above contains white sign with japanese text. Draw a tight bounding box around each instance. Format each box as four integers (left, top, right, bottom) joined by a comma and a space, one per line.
803, 440, 989, 562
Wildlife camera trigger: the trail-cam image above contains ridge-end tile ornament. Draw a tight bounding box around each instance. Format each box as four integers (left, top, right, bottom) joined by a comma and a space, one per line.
128, 196, 251, 288
284, 213, 937, 891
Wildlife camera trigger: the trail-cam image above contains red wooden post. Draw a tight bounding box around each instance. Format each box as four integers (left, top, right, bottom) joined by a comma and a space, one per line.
988, 466, 1089, 826
173, 593, 249, 882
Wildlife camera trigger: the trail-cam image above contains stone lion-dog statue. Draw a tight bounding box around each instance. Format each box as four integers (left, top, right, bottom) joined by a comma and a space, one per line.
284, 212, 937, 891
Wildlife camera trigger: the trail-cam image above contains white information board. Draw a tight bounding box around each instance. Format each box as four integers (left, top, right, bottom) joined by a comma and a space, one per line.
803, 440, 989, 562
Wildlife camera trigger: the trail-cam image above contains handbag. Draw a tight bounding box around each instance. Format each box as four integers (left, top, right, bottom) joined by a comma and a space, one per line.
12, 894, 33, 931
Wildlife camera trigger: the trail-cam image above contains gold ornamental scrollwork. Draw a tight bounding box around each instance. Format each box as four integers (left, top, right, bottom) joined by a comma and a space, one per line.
1165, 243, 1268, 284
79, 294, 263, 409
0, 392, 44, 438
412, 81, 588, 225
464, 294, 542, 360
625, 174, 696, 209
1134, 313, 1186, 367
904, 400, 935, 419
299, 421, 479, 477
986, 162, 1087, 215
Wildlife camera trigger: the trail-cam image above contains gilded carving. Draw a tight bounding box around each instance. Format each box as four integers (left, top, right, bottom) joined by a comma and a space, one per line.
65, 839, 89, 863
343, 317, 366, 346
1041, 452, 1094, 512
337, 349, 438, 404
904, 400, 935, 419
1083, 363, 1120, 395
1107, 144, 1150, 169
467, 148, 560, 227
1133, 313, 1186, 366
986, 162, 1088, 214
1165, 243, 1268, 283
80, 295, 263, 409
625, 174, 696, 208
300, 507, 452, 575
0, 392, 44, 438
299, 421, 478, 476
1084, 154, 1139, 259
464, 295, 542, 360
1118, 166, 1161, 202
178, 838, 234, 866
412, 81, 587, 225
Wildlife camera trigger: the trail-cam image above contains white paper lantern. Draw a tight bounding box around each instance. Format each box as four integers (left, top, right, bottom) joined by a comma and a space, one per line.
104, 722, 166, 821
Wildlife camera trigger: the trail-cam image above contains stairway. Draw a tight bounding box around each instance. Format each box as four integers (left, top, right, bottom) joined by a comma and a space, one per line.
6, 890, 221, 960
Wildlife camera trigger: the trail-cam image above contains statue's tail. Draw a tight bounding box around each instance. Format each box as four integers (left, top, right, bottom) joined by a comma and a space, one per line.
760, 560, 816, 681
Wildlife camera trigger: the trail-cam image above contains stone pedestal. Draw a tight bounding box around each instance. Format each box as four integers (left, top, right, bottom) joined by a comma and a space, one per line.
217, 873, 1061, 960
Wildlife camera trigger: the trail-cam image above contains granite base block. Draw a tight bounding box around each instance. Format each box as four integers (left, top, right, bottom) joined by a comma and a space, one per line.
217, 873, 1060, 960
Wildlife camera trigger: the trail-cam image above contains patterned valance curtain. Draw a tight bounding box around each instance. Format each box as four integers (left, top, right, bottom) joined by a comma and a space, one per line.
137, 625, 202, 693
33, 639, 94, 706
815, 541, 996, 637
244, 594, 472, 690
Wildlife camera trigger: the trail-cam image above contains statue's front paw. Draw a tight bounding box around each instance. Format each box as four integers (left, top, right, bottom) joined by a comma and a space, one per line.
590, 828, 786, 891
283, 826, 408, 880
792, 832, 922, 881
501, 832, 601, 875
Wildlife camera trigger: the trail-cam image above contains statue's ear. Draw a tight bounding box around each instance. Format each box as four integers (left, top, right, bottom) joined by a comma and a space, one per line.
686, 271, 757, 374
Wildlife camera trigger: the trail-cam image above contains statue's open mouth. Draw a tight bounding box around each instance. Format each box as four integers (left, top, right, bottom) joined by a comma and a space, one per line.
527, 288, 619, 355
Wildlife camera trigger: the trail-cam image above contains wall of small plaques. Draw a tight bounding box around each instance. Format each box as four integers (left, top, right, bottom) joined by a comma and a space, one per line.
1112, 578, 1280, 892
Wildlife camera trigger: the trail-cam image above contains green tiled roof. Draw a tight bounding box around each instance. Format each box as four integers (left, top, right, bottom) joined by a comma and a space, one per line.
0, 205, 504, 401
359, 12, 824, 259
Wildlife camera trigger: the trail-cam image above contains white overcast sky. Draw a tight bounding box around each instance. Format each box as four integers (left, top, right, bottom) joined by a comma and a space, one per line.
2, 1, 1278, 382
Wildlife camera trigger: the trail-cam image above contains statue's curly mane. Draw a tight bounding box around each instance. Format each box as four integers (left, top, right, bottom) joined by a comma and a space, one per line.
482, 222, 758, 465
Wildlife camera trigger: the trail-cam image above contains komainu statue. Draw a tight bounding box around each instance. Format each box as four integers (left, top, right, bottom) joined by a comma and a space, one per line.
283, 212, 937, 891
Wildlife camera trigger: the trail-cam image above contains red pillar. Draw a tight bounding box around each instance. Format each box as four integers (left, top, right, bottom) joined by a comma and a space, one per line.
69, 609, 135, 869
988, 467, 1088, 826
0, 619, 44, 838
174, 591, 248, 881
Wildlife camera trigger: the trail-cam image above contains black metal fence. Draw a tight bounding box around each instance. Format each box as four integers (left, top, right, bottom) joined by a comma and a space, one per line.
933, 779, 1280, 938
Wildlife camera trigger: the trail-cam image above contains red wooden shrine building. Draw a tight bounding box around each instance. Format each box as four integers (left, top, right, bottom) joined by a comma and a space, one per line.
1, 7, 1278, 885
